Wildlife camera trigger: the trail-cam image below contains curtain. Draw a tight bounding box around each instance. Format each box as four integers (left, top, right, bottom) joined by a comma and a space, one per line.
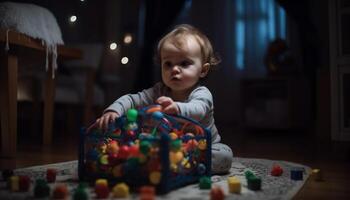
234, 0, 286, 77
134, 0, 186, 92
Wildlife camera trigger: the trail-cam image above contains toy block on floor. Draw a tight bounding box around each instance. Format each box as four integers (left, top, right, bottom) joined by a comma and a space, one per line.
290, 168, 303, 180
244, 170, 261, 191
227, 176, 241, 193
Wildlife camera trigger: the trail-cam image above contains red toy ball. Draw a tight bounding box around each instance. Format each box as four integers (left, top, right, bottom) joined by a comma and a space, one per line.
95, 184, 110, 199
271, 164, 284, 176
210, 186, 225, 200
53, 184, 69, 199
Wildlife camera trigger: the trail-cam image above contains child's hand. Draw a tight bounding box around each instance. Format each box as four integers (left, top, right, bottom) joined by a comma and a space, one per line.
156, 96, 179, 115
94, 111, 119, 131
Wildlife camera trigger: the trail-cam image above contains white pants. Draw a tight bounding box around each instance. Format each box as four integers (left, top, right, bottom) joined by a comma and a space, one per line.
211, 143, 233, 174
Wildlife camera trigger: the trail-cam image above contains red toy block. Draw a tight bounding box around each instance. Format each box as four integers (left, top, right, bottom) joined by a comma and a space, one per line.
140, 186, 155, 200
95, 183, 109, 199
46, 168, 57, 183
19, 175, 31, 191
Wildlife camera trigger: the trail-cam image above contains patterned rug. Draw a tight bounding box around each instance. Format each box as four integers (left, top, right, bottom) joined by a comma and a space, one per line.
0, 157, 310, 200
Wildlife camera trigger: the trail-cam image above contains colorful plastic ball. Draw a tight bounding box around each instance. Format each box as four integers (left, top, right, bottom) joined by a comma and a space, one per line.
107, 141, 119, 154
125, 145, 138, 158
170, 163, 178, 172
53, 184, 69, 199
127, 109, 138, 122
112, 128, 121, 136
118, 145, 130, 159
169, 151, 184, 164
197, 163, 206, 175
183, 133, 195, 142
139, 140, 151, 155
99, 155, 109, 165
152, 111, 164, 121
149, 171, 161, 185
181, 158, 191, 169
146, 105, 162, 113
126, 122, 138, 131
169, 132, 178, 140
186, 139, 198, 151
170, 139, 182, 152
126, 130, 136, 138
210, 186, 225, 200
198, 139, 207, 150
112, 183, 129, 198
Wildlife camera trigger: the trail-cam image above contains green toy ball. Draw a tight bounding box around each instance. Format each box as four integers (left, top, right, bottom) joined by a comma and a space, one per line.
127, 109, 138, 122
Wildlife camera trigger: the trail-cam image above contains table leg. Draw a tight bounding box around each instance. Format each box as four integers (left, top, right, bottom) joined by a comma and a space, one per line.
43, 57, 55, 145
0, 53, 18, 158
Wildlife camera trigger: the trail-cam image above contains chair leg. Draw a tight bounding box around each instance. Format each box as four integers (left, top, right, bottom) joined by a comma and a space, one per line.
0, 53, 18, 158
43, 56, 56, 145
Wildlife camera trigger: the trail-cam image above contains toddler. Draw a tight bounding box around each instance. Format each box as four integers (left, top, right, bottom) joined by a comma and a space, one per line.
95, 24, 233, 174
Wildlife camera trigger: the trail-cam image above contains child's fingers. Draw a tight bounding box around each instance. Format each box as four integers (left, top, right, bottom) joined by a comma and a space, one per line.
163, 104, 178, 114
102, 115, 110, 131
156, 96, 172, 107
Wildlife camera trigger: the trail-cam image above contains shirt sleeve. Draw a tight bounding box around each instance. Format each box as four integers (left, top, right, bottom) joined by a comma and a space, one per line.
176, 86, 213, 121
104, 82, 162, 116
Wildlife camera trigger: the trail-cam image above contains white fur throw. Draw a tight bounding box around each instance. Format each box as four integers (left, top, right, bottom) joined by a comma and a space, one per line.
0, 1, 64, 78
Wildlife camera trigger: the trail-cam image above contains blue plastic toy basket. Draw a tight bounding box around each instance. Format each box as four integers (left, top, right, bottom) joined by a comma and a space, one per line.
78, 105, 211, 194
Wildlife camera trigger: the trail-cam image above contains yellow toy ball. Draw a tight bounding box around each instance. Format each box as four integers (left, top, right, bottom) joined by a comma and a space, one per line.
198, 139, 207, 150
169, 132, 178, 140
169, 151, 184, 164
149, 171, 161, 185
112, 183, 129, 198
99, 155, 109, 165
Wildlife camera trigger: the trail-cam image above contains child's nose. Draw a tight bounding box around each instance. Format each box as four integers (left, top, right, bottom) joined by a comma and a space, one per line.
171, 65, 180, 73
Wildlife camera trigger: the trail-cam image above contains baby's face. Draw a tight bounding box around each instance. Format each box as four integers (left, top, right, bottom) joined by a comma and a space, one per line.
160, 35, 206, 94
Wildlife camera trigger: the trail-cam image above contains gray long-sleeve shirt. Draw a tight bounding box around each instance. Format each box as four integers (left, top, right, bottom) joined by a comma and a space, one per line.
105, 82, 220, 143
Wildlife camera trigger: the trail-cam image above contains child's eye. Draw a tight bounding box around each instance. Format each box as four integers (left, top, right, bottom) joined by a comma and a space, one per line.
163, 61, 172, 67
180, 61, 191, 67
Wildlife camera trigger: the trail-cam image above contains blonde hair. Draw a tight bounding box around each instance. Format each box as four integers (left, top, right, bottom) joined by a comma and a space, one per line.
155, 24, 221, 69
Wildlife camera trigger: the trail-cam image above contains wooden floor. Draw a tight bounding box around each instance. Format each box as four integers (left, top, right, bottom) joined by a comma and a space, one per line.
1, 127, 350, 199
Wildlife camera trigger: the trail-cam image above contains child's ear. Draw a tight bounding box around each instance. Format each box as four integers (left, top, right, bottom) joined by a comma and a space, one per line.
200, 63, 210, 78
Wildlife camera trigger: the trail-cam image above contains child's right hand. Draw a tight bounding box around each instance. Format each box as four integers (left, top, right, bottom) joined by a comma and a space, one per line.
94, 111, 119, 131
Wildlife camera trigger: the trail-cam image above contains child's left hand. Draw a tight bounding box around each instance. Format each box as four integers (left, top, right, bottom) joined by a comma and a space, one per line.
156, 96, 179, 115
